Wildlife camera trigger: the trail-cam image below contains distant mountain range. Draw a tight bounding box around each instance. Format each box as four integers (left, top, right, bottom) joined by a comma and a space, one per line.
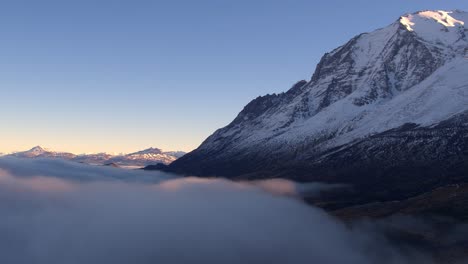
161, 10, 468, 216
5, 146, 185, 168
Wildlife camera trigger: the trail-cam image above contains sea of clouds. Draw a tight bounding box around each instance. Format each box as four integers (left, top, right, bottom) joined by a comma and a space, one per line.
0, 157, 446, 264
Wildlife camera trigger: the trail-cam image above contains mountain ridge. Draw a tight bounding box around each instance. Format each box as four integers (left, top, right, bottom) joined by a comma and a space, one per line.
7, 146, 186, 167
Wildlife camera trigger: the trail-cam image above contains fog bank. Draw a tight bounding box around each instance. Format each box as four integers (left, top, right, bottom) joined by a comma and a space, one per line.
0, 157, 435, 264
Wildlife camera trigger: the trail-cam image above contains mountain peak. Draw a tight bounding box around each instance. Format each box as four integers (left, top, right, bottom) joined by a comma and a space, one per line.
399, 10, 466, 47
9, 146, 54, 158
131, 147, 163, 155
400, 10, 465, 32
29, 146, 47, 153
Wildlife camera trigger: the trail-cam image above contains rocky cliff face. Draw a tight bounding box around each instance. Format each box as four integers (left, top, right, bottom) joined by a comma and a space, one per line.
168, 10, 468, 203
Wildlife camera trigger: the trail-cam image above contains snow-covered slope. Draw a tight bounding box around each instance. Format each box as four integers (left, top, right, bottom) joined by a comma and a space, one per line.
169, 10, 468, 178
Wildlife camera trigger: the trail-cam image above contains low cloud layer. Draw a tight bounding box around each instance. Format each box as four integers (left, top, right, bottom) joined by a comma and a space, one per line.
0, 157, 438, 264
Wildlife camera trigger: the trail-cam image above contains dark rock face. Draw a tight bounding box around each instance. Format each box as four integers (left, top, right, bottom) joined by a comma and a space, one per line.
298, 112, 468, 205
104, 163, 120, 168
143, 163, 169, 171
229, 80, 308, 127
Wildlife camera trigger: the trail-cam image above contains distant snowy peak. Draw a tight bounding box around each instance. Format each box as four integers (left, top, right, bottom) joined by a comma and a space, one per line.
27, 146, 47, 156
125, 147, 186, 160
122, 147, 186, 157
13, 146, 76, 159
129, 147, 163, 155
8, 146, 186, 167
119, 147, 185, 166
399, 10, 467, 49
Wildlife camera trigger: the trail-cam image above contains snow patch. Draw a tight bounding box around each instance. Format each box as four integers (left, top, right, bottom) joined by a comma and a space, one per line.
418, 10, 464, 27
400, 10, 465, 32
400, 16, 415, 31
399, 10, 467, 48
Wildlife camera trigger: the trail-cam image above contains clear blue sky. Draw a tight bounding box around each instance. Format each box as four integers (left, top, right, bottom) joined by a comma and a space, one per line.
1, 0, 466, 154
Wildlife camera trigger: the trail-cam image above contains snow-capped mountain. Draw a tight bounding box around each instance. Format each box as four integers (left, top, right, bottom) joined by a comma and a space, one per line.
106, 148, 182, 167
168, 10, 468, 201
12, 146, 77, 159
8, 146, 185, 168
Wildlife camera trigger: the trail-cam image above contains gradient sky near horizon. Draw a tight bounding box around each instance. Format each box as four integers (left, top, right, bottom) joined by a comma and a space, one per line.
1, 0, 467, 154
